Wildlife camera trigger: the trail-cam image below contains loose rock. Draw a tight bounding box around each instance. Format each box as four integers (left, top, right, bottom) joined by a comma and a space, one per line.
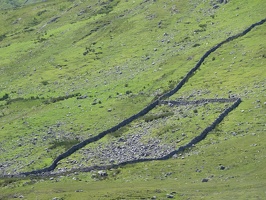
202, 178, 209, 182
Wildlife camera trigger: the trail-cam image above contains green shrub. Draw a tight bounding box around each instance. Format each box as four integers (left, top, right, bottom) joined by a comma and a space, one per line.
143, 111, 174, 122
49, 139, 80, 150
0, 93, 9, 101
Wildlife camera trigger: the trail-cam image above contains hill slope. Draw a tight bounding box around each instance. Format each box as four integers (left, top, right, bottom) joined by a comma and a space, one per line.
0, 0, 42, 9
0, 0, 266, 199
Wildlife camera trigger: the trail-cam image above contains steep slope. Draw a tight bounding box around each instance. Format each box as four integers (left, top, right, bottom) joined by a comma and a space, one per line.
0, 0, 266, 199
0, 0, 42, 9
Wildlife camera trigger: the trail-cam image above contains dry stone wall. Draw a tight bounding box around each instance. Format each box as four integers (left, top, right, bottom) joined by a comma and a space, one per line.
159, 98, 238, 106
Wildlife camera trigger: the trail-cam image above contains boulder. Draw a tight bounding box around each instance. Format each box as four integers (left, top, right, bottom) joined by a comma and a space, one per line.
202, 178, 209, 182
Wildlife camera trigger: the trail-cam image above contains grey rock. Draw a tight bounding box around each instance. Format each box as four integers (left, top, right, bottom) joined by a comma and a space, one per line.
202, 178, 209, 182
231, 132, 237, 136
213, 4, 219, 9
219, 165, 225, 170
98, 170, 108, 177
166, 194, 174, 198
52, 198, 61, 200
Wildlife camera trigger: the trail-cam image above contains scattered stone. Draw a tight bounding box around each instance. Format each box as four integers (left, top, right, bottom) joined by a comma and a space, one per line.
98, 170, 108, 177
202, 178, 209, 182
151, 196, 157, 199
166, 194, 174, 198
165, 172, 172, 177
52, 198, 61, 200
213, 4, 219, 9
158, 20, 162, 28
219, 165, 225, 170
75, 190, 83, 192
231, 132, 237, 136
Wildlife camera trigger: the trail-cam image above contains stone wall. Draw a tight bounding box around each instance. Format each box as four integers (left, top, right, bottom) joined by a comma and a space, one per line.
159, 98, 238, 106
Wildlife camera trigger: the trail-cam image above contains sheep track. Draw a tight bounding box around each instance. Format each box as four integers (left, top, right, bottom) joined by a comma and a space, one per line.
3, 18, 266, 178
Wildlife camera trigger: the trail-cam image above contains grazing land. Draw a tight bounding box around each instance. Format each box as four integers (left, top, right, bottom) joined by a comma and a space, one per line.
0, 0, 265, 199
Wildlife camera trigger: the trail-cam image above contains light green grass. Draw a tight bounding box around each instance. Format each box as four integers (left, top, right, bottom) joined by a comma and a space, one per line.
0, 0, 266, 199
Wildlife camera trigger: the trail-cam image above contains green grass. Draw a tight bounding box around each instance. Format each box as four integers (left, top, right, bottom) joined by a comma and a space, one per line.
1, 132, 266, 199
0, 0, 266, 199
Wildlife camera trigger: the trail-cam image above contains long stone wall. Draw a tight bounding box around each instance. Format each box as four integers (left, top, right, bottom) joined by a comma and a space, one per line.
12, 18, 266, 177
43, 98, 242, 175
159, 98, 238, 106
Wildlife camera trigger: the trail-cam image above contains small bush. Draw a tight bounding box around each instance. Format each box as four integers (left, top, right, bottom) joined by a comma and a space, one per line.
143, 111, 174, 122
49, 139, 80, 150
199, 24, 207, 29
111, 127, 128, 138
0, 93, 9, 101
0, 34, 6, 41
44, 93, 81, 104
192, 43, 201, 47
41, 80, 49, 86
153, 124, 177, 136
0, 178, 19, 187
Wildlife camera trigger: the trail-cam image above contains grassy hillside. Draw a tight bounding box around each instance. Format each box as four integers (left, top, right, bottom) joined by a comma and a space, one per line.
0, 0, 265, 199
0, 0, 42, 9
